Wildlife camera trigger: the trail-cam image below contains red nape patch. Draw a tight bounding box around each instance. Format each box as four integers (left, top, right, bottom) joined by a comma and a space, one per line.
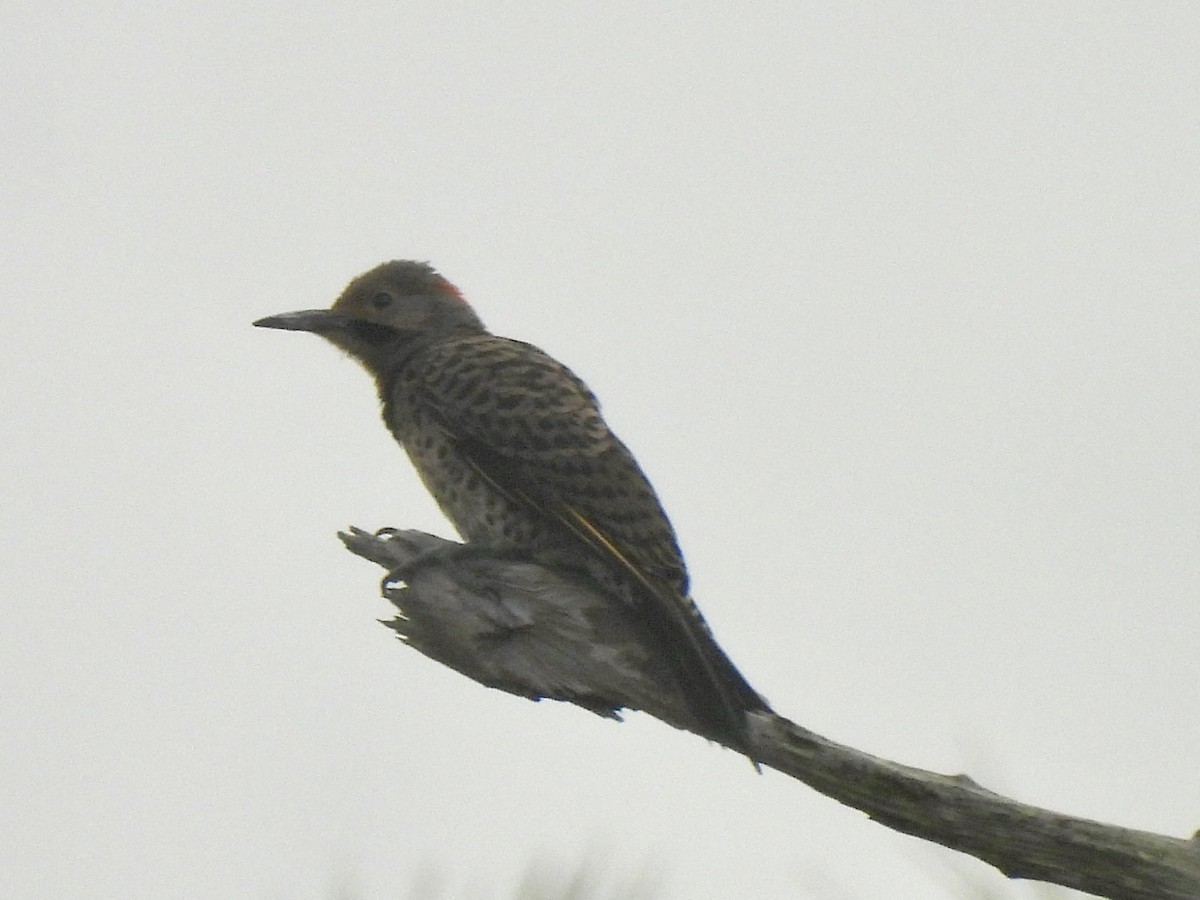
434, 276, 467, 304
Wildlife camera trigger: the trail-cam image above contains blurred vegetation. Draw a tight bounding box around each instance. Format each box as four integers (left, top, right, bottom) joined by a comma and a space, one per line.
319, 849, 1089, 899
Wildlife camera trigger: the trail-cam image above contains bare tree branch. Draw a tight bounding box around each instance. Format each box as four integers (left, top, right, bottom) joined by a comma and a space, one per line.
338, 527, 1200, 900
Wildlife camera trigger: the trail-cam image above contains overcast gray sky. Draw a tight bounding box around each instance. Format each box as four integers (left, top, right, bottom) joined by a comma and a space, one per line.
3, 4, 1198, 899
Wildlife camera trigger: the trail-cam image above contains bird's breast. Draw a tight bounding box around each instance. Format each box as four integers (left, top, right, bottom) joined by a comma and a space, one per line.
384, 392, 552, 550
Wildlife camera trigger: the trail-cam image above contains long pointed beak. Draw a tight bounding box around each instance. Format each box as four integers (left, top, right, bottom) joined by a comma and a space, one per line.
252, 309, 352, 333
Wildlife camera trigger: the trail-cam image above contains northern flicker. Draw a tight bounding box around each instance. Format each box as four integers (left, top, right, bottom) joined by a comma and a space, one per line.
254, 260, 767, 751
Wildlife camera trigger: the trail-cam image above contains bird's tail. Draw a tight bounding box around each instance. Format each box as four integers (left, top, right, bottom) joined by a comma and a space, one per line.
582, 555, 769, 756
552, 507, 766, 753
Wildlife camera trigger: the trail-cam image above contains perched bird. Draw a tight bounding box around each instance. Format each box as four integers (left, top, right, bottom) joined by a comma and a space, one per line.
254, 261, 767, 751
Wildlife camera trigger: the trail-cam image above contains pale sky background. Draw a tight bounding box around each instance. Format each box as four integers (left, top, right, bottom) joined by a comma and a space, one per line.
3, 4, 1198, 899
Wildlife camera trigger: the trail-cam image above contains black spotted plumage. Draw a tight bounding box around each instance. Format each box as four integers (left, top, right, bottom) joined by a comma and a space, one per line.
390, 335, 687, 587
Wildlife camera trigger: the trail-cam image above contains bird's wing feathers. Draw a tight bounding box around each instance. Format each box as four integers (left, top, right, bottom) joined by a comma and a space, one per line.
415, 335, 688, 592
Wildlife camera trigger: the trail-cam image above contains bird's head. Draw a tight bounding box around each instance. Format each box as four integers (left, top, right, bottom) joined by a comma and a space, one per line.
253, 260, 485, 376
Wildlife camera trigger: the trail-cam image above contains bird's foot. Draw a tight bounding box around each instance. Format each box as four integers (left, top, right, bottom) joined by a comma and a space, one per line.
380, 541, 528, 592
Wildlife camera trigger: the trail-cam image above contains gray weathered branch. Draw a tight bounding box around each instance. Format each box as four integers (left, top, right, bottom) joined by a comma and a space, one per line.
338, 526, 1200, 900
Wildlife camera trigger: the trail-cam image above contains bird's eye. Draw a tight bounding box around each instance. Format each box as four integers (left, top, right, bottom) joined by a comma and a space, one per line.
371, 291, 393, 309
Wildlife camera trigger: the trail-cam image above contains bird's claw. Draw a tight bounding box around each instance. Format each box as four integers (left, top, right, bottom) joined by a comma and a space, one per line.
380, 542, 529, 593
380, 544, 459, 592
